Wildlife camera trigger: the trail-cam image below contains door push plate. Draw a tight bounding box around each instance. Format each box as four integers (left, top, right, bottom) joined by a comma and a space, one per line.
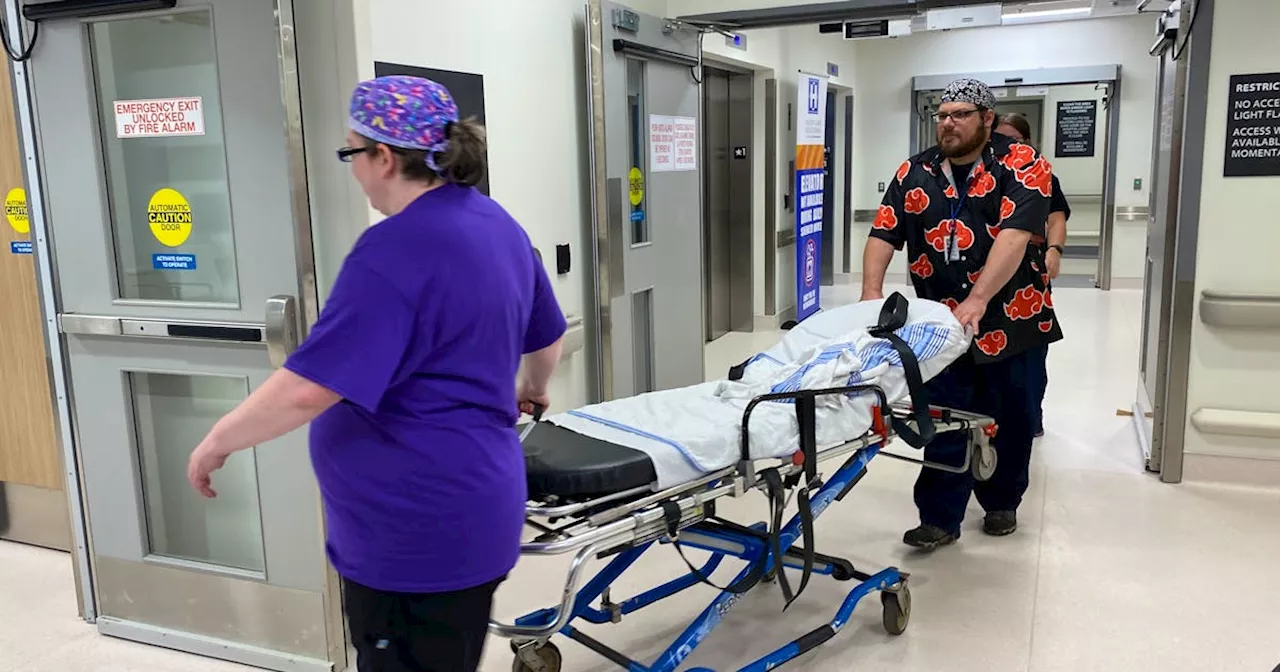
265, 295, 300, 369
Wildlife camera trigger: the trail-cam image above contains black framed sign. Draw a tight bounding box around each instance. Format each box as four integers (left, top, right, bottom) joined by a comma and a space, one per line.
1223, 72, 1280, 178
1054, 100, 1097, 158
373, 61, 491, 195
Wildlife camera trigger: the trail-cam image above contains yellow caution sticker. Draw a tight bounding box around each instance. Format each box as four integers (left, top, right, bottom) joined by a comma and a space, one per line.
628, 167, 644, 206
5, 188, 28, 234
148, 188, 192, 247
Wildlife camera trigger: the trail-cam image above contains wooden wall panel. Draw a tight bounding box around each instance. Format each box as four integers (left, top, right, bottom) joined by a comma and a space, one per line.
0, 60, 62, 491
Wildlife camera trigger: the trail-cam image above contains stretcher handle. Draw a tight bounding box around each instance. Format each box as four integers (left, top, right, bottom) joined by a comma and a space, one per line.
518, 403, 545, 443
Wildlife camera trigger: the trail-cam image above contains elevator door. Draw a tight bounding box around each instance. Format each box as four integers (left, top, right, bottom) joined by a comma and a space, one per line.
701, 65, 752, 342
28, 2, 341, 670
589, 1, 704, 399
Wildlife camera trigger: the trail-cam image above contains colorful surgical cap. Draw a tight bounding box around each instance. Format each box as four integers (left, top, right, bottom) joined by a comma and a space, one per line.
348, 75, 459, 172
940, 78, 997, 110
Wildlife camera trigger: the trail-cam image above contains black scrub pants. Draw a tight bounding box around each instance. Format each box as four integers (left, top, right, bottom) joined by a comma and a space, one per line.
343, 575, 503, 672
914, 346, 1043, 536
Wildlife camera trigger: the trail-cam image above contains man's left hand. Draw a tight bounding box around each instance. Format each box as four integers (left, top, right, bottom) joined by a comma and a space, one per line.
1046, 248, 1062, 279
953, 295, 988, 335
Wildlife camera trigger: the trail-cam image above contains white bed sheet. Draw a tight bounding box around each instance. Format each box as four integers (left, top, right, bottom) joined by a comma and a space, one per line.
545, 298, 970, 490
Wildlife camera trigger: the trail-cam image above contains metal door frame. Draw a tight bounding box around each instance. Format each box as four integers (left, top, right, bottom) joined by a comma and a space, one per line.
1139, 0, 1215, 484
6, 0, 346, 666
912, 65, 1122, 290
584, 0, 706, 402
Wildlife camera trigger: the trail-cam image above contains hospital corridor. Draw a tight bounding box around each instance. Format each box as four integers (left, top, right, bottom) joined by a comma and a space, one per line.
2, 1, 1279, 672
4, 285, 1279, 671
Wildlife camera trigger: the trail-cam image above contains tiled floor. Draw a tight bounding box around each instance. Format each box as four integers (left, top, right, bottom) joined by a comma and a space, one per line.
4, 285, 1280, 672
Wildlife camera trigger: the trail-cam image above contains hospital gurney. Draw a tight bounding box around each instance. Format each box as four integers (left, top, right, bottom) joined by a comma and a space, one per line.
493, 294, 999, 672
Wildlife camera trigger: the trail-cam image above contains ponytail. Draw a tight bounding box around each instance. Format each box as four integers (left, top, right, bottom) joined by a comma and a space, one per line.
435, 117, 487, 188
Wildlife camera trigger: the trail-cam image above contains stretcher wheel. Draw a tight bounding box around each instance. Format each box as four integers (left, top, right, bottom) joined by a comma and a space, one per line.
972, 442, 998, 482
880, 584, 911, 636
511, 642, 561, 672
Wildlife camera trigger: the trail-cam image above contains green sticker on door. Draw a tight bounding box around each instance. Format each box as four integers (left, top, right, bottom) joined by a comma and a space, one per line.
148, 188, 197, 271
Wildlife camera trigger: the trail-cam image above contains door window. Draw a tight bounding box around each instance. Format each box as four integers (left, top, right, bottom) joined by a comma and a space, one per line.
130, 372, 266, 574
627, 59, 650, 245
89, 11, 240, 305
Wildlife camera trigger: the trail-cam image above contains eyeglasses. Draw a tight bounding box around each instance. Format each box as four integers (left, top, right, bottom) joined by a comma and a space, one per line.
932, 108, 982, 123
336, 146, 372, 162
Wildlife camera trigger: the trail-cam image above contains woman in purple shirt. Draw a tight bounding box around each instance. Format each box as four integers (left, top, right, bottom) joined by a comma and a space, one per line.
186, 76, 567, 672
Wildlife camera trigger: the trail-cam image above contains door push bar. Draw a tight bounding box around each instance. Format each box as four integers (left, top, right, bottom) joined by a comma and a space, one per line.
58, 295, 301, 367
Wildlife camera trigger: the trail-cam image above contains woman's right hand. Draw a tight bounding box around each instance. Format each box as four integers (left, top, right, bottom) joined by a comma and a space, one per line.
517, 379, 550, 417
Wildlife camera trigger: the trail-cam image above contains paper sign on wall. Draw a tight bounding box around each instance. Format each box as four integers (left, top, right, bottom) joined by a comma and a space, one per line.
649, 115, 697, 172
115, 97, 205, 139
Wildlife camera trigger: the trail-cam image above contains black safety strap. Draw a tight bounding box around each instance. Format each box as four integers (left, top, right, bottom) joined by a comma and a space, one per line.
761, 469, 793, 605
727, 358, 750, 381
781, 395, 821, 610
660, 501, 762, 595
868, 293, 936, 449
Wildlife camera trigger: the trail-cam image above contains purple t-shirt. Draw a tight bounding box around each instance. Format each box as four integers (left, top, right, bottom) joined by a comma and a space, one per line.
284, 184, 566, 593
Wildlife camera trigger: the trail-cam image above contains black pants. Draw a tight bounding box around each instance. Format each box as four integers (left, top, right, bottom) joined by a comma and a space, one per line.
1031, 343, 1049, 434
914, 347, 1041, 536
343, 576, 503, 672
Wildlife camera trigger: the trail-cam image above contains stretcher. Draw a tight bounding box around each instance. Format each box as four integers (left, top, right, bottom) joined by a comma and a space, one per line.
492, 294, 998, 672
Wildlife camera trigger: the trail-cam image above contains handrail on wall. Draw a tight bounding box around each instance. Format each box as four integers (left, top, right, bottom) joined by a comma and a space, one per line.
1199, 291, 1280, 329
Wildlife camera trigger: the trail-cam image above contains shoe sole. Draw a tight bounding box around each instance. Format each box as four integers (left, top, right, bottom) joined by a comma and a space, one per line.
982, 525, 1017, 537
904, 535, 957, 550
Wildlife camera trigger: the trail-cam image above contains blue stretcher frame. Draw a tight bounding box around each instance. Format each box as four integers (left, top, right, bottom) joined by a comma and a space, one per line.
512, 438, 907, 671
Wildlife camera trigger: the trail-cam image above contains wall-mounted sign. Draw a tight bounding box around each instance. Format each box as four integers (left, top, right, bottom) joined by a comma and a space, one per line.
114, 97, 204, 138
795, 72, 829, 323
649, 115, 697, 173
1223, 72, 1280, 177
1055, 100, 1097, 158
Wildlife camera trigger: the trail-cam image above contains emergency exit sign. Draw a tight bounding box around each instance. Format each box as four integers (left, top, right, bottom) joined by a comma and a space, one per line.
114, 97, 205, 139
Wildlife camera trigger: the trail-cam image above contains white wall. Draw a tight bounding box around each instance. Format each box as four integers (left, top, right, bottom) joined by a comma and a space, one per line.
1181, 0, 1280, 484
848, 14, 1158, 281
357, 0, 593, 410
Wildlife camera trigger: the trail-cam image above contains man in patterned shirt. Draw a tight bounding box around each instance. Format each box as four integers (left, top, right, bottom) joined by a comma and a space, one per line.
860, 78, 1062, 549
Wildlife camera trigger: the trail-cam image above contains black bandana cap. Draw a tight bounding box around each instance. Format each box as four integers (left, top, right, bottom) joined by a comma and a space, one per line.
940, 78, 997, 110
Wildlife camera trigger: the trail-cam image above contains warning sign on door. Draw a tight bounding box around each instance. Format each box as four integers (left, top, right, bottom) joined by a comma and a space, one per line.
648, 115, 697, 173
114, 97, 205, 139
649, 115, 675, 172
5, 187, 28, 234
672, 116, 697, 172
148, 188, 193, 248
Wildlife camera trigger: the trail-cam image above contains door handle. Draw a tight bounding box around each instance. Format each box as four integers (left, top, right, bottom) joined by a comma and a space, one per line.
265, 295, 300, 368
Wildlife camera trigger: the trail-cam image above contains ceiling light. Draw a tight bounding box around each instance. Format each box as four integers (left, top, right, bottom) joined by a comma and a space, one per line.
1001, 7, 1092, 24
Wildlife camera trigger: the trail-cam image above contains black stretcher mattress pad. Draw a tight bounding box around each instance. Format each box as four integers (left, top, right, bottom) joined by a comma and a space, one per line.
521, 422, 657, 499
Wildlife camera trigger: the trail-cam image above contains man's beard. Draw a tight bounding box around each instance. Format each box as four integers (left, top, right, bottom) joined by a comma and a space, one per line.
938, 127, 988, 159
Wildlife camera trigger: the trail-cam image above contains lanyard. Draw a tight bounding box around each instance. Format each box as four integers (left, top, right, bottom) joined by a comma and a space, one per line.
940, 161, 970, 263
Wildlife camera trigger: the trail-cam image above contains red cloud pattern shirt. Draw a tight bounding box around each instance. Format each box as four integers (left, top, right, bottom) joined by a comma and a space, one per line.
871, 134, 1064, 363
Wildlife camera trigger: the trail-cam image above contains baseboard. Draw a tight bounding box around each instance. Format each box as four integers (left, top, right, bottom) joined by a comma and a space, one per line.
753, 303, 798, 331
0, 481, 71, 551
1182, 453, 1280, 489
